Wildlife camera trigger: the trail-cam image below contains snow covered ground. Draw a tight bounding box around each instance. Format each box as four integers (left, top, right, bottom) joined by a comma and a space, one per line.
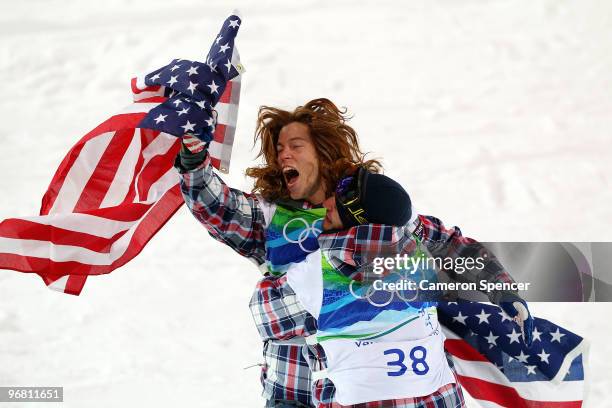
1, 0, 611, 406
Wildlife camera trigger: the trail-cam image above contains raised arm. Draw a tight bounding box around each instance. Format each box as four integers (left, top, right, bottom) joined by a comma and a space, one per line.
174, 145, 267, 267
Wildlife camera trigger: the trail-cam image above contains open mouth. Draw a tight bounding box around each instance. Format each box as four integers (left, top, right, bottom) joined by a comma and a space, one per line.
283, 167, 300, 188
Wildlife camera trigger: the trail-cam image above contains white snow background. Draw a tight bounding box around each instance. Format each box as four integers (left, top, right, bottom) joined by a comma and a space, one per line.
1, 0, 611, 406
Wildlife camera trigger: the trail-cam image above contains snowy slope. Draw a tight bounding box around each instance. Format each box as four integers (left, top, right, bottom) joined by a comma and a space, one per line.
0, 1, 611, 406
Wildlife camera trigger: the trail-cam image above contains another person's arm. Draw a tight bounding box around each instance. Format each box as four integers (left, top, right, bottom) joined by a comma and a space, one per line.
417, 214, 533, 345
416, 215, 513, 303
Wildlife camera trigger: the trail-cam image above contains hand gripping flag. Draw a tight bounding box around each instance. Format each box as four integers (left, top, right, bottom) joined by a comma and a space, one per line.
0, 13, 244, 295
439, 302, 587, 407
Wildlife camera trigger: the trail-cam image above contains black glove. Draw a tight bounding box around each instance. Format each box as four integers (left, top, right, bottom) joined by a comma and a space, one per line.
177, 140, 208, 171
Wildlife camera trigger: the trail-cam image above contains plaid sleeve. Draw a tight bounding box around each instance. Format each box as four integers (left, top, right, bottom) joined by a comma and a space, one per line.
249, 275, 317, 341
249, 275, 318, 406
175, 151, 266, 266
417, 214, 516, 304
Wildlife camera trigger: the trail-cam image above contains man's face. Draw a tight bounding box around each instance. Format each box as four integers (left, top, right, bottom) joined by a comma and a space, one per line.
277, 122, 326, 204
322, 195, 344, 231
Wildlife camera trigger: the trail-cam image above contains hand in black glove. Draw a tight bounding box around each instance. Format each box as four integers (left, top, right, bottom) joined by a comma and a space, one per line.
499, 292, 534, 348
177, 135, 208, 172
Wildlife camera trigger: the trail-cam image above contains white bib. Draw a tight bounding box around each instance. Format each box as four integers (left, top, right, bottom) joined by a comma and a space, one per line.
287, 249, 455, 405
316, 322, 455, 405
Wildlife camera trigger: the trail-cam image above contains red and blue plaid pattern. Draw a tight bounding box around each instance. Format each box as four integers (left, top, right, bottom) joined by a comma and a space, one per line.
250, 275, 318, 342
176, 152, 267, 265
261, 339, 315, 406
178, 161, 515, 406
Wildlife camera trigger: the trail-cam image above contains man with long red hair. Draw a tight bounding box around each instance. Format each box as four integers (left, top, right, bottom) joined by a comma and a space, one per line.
175, 98, 531, 407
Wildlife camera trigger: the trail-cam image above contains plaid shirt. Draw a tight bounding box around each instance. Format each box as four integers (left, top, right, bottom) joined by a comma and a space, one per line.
177, 152, 267, 266
177, 155, 513, 407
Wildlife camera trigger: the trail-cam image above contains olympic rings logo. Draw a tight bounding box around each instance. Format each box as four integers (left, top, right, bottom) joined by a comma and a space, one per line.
349, 269, 422, 307
282, 217, 324, 253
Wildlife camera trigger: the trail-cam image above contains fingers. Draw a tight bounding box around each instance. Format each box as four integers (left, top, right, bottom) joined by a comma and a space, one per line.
511, 301, 533, 347
512, 301, 530, 320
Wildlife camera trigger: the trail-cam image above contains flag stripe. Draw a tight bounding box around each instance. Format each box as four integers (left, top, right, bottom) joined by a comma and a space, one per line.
65, 275, 87, 295
450, 356, 584, 401
135, 136, 180, 201
145, 167, 180, 203
118, 128, 159, 207
35, 273, 88, 296
455, 374, 582, 408
444, 328, 584, 406
1, 186, 182, 275
218, 80, 232, 103
49, 132, 115, 214
99, 129, 142, 208
0, 183, 180, 265
0, 233, 135, 265
0, 219, 129, 253
212, 124, 228, 143
40, 112, 147, 215
131, 77, 161, 95
445, 339, 491, 363
8, 207, 149, 235
74, 128, 136, 212
215, 100, 237, 126
210, 157, 221, 170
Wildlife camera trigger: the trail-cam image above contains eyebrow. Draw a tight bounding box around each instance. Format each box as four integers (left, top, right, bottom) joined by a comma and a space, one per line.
276, 136, 308, 146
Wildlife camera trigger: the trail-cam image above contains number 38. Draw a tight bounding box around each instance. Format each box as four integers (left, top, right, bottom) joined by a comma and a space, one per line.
384, 346, 429, 376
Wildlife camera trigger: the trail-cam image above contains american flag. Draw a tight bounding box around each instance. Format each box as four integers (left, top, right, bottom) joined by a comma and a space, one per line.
0, 13, 243, 295
439, 302, 586, 407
